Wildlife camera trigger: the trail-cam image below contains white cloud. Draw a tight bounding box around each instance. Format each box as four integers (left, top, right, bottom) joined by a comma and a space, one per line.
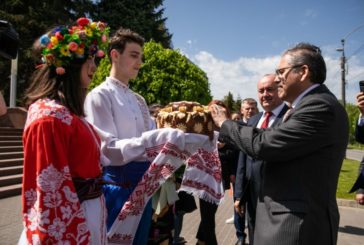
190, 50, 364, 105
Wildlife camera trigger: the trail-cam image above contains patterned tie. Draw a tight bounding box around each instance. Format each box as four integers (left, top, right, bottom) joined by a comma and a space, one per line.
260, 111, 272, 128
283, 108, 293, 122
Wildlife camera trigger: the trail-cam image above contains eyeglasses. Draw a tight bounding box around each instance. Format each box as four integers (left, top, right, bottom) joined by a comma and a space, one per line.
275, 64, 303, 77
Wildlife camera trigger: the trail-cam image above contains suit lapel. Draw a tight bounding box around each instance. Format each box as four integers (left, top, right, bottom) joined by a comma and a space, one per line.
283, 85, 326, 123
248, 112, 263, 127
272, 104, 289, 126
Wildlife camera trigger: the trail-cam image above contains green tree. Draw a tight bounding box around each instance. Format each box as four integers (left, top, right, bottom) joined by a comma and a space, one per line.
346, 103, 360, 145
223, 91, 235, 113
0, 0, 95, 106
0, 0, 172, 106
234, 94, 242, 113
90, 40, 212, 105
92, 0, 172, 48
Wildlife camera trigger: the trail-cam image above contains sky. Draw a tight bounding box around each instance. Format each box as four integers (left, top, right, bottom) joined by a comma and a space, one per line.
162, 0, 364, 107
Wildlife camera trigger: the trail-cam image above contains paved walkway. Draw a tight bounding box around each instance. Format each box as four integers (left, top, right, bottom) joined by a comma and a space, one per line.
346, 149, 364, 162
1, 194, 364, 244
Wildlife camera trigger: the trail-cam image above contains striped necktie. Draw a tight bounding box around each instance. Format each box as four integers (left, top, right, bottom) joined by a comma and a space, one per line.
283, 108, 293, 122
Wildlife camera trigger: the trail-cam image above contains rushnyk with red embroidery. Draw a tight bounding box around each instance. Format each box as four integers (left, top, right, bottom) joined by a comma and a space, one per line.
99, 128, 222, 245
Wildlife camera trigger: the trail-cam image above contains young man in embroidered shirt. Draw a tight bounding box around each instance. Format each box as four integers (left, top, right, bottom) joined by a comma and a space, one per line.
84, 28, 154, 245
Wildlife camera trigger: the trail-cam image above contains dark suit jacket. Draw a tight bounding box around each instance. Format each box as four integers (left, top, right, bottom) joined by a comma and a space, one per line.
219, 143, 239, 190
234, 105, 289, 202
219, 85, 349, 245
355, 123, 364, 144
351, 123, 364, 194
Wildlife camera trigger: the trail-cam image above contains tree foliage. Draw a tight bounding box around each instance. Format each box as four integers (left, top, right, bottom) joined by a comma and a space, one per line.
0, 0, 94, 105
222, 91, 241, 113
91, 0, 172, 48
90, 40, 212, 106
235, 94, 242, 113
223, 92, 234, 113
0, 0, 172, 106
346, 102, 360, 145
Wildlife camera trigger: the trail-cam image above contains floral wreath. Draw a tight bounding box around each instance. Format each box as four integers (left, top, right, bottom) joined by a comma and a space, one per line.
39, 17, 110, 75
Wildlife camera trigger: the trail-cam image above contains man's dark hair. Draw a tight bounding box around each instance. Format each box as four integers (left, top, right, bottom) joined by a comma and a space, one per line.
284, 42, 326, 84
108, 27, 145, 61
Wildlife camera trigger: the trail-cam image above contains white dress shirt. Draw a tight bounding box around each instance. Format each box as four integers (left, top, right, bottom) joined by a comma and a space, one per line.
257, 103, 286, 128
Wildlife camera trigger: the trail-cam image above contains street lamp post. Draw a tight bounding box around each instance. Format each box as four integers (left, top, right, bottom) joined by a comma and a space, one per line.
336, 24, 364, 107
336, 40, 346, 107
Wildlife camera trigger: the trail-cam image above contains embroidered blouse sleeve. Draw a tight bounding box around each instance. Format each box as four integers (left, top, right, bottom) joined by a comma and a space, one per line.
22, 117, 91, 244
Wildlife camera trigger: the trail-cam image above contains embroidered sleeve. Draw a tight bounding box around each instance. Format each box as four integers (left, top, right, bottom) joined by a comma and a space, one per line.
22, 117, 91, 244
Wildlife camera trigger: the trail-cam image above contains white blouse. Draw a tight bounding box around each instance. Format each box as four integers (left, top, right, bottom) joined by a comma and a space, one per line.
84, 77, 154, 165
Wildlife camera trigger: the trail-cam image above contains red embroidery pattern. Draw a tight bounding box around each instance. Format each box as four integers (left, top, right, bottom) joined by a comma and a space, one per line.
146, 142, 190, 160
187, 148, 222, 182
181, 179, 224, 200
109, 142, 186, 243
133, 92, 150, 131
108, 233, 133, 244
25, 99, 73, 129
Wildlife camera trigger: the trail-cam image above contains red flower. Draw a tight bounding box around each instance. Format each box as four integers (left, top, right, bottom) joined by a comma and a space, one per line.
68, 42, 78, 52
96, 50, 105, 58
55, 32, 63, 40
56, 67, 66, 75
77, 17, 90, 27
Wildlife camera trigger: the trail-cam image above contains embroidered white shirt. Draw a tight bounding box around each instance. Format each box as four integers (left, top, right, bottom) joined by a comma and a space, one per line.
85, 77, 154, 165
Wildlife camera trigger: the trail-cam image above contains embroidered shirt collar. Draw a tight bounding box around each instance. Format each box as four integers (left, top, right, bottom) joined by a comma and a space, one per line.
107, 76, 130, 89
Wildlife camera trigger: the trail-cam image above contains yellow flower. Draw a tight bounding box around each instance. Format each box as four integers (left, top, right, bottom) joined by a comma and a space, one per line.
85, 28, 92, 37
51, 36, 58, 45
75, 47, 84, 55
60, 45, 70, 56
90, 22, 97, 29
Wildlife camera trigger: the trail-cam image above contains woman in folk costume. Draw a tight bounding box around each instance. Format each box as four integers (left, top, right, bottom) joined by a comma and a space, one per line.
19, 17, 110, 244
84, 27, 155, 245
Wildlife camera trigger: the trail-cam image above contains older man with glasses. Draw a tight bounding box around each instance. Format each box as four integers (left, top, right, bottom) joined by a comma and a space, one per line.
211, 43, 348, 245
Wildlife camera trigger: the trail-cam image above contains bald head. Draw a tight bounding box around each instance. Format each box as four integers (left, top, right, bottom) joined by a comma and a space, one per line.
257, 74, 283, 112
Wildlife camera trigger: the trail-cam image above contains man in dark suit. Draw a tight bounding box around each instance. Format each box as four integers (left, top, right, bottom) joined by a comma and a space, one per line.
228, 98, 258, 245
234, 74, 289, 245
211, 43, 349, 245
351, 91, 364, 204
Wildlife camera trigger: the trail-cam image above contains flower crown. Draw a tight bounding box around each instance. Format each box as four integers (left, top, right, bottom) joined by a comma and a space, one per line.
39, 17, 110, 75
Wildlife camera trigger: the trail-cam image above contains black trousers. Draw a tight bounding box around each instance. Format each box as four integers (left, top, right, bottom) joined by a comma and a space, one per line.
196, 198, 218, 245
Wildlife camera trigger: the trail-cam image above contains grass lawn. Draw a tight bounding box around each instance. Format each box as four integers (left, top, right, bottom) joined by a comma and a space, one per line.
337, 158, 360, 199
